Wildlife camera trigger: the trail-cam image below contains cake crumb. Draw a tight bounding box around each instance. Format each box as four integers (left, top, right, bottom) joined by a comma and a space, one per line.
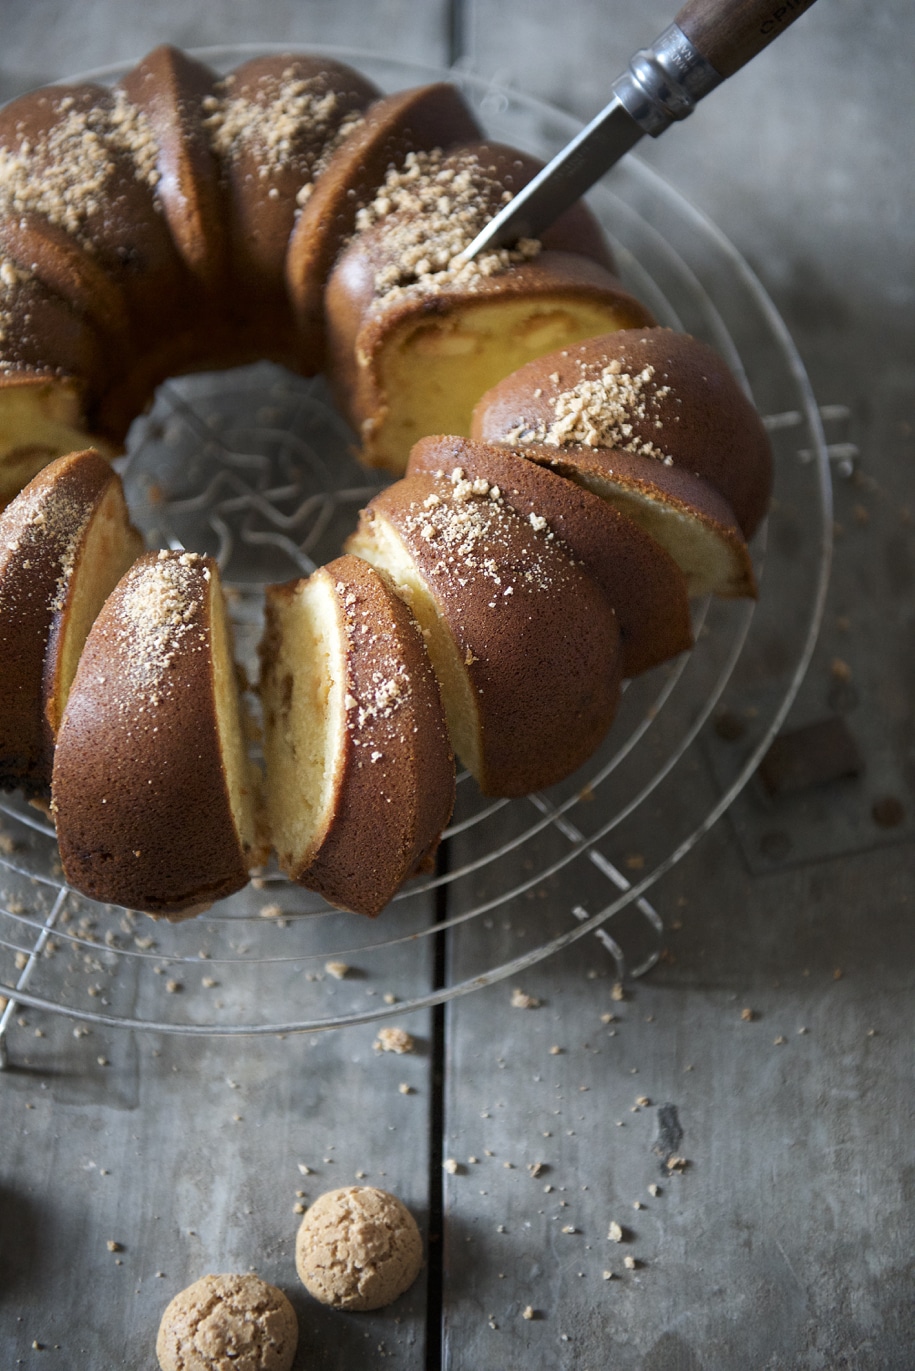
443, 1158, 460, 1175
106, 1240, 122, 1252
398, 1083, 413, 1095
611, 983, 625, 1002
607, 1222, 624, 1243
511, 988, 540, 1009
325, 961, 349, 979
374, 1027, 415, 1054
624, 1256, 638, 1270
741, 1007, 756, 1021
522, 1305, 535, 1320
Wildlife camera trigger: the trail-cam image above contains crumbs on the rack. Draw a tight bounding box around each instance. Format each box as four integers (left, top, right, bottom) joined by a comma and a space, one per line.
325, 960, 350, 979
511, 988, 540, 1009
374, 1026, 415, 1054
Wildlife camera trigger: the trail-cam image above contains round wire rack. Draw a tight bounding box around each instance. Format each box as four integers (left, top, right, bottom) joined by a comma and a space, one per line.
0, 50, 831, 1040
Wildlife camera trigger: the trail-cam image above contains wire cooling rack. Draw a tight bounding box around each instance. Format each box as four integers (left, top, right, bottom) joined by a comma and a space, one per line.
0, 52, 831, 1045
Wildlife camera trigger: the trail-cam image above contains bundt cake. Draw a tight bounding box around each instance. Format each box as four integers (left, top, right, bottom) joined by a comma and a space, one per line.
0, 49, 775, 919
0, 448, 143, 799
51, 550, 262, 917
345, 467, 623, 796
260, 555, 455, 916
471, 328, 773, 597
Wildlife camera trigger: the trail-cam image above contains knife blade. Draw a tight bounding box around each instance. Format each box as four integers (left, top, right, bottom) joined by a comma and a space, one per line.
461, 0, 818, 260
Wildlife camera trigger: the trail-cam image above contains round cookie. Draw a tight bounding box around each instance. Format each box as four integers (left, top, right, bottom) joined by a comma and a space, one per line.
295, 1186, 423, 1311
156, 1272, 297, 1371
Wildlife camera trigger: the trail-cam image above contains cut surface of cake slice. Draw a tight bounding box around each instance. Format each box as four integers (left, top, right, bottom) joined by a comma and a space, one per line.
0, 448, 143, 799
52, 550, 261, 917
408, 435, 693, 677
347, 471, 623, 797
260, 555, 454, 917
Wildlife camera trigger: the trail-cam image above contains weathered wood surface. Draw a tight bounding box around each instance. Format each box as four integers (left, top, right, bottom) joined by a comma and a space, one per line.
1, 2, 913, 1369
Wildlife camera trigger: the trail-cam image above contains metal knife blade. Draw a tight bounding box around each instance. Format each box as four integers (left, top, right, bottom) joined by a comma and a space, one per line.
462, 97, 644, 255
462, 0, 818, 261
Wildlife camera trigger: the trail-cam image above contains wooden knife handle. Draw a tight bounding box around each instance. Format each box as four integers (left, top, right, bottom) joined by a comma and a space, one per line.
675, 0, 818, 78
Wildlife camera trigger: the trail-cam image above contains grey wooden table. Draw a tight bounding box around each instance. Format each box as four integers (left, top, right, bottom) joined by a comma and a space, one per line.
1, 3, 913, 1368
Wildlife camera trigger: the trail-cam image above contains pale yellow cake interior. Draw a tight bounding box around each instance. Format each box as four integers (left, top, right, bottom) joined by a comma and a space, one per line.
261, 573, 346, 875
347, 517, 483, 782
48, 480, 144, 734
563, 471, 756, 600
367, 299, 629, 472
0, 380, 104, 509
208, 572, 261, 860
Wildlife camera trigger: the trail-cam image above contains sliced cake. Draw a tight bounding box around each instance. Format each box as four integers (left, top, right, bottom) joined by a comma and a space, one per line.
346, 470, 623, 796
0, 448, 143, 798
52, 550, 262, 916
471, 328, 774, 596
325, 141, 654, 473
407, 435, 693, 677
260, 555, 455, 916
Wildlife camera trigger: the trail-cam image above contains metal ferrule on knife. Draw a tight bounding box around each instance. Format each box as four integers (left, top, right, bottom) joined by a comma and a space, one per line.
613, 24, 723, 138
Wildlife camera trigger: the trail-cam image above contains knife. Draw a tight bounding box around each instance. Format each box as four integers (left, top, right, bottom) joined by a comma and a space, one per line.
461, 0, 818, 259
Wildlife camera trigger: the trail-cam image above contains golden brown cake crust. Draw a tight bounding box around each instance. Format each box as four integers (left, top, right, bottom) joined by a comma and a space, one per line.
0, 448, 131, 798
349, 471, 623, 796
261, 556, 454, 916
52, 551, 251, 916
471, 328, 773, 539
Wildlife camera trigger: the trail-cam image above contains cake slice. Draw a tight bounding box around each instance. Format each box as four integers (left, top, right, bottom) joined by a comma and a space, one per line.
286, 81, 482, 368
206, 54, 379, 361
346, 470, 622, 796
0, 448, 143, 799
260, 555, 454, 916
325, 141, 654, 473
52, 551, 261, 917
408, 435, 692, 677
471, 328, 774, 597
119, 45, 228, 296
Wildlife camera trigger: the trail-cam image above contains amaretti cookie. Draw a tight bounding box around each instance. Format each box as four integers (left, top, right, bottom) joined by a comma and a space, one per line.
295, 1186, 423, 1311
52, 550, 262, 917
156, 1272, 298, 1371
259, 554, 455, 916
